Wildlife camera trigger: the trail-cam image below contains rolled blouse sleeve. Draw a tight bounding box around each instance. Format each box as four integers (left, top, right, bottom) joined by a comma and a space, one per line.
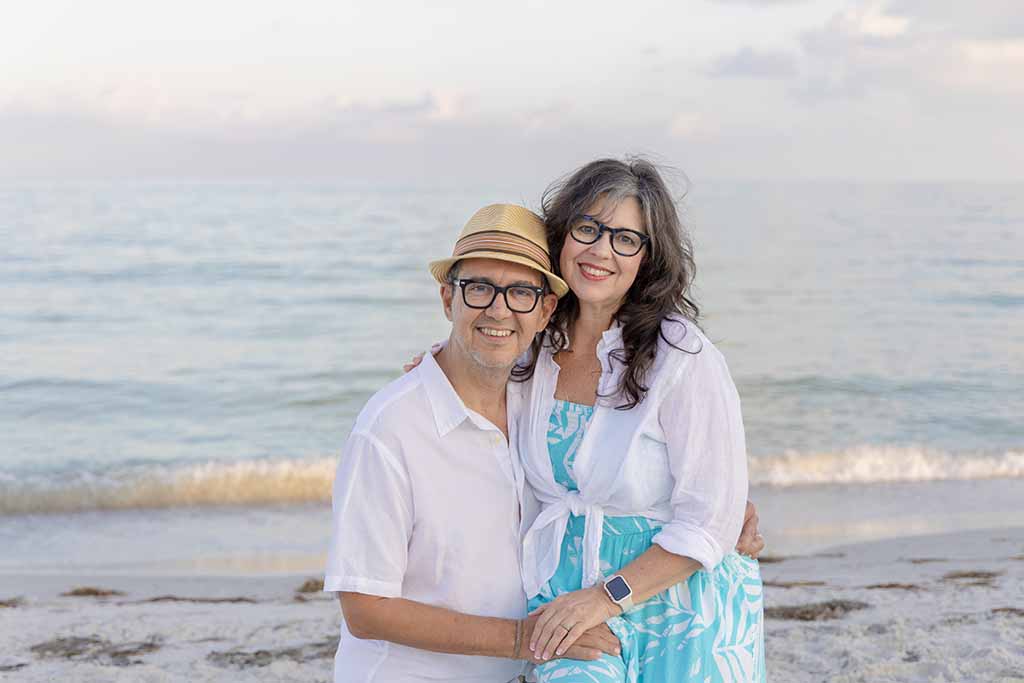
324, 431, 413, 596
650, 345, 748, 573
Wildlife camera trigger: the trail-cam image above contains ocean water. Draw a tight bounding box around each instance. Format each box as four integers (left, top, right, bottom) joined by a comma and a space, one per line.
1, 181, 1022, 572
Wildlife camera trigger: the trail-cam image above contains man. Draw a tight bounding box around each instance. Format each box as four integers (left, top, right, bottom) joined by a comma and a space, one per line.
324, 204, 763, 683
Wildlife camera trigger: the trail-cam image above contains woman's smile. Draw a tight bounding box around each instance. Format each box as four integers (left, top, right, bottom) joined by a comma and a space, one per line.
577, 261, 615, 281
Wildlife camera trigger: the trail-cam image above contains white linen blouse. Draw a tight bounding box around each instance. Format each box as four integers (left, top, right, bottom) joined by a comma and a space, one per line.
515, 316, 749, 599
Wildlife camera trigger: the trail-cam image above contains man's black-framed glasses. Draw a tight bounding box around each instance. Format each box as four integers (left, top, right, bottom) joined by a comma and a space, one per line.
452, 278, 546, 313
570, 214, 650, 257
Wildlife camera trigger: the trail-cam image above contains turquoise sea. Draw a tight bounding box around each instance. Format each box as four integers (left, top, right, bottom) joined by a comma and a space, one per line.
1, 181, 1022, 573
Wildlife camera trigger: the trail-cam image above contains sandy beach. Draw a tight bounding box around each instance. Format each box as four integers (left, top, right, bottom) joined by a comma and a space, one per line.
4, 180, 1022, 681
761, 526, 1024, 682
2, 526, 1021, 682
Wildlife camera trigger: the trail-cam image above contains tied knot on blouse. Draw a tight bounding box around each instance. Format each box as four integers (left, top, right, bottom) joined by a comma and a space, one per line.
563, 490, 594, 518
524, 488, 613, 592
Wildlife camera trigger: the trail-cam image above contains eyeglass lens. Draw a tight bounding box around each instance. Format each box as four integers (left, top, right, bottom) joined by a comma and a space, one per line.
461, 281, 539, 313
571, 220, 645, 256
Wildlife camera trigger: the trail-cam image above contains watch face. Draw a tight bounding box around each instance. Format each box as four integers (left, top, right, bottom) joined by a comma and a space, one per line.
606, 576, 630, 601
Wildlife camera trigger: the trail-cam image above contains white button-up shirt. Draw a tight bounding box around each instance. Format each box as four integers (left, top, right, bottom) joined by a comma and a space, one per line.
516, 317, 749, 599
325, 351, 529, 683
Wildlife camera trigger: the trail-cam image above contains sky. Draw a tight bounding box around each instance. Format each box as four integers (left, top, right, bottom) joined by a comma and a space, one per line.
1, 0, 1021, 183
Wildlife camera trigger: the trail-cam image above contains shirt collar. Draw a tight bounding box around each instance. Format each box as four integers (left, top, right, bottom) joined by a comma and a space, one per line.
417, 350, 473, 437
598, 318, 623, 350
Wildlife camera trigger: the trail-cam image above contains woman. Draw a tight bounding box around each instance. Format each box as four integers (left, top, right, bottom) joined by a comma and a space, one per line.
515, 158, 765, 682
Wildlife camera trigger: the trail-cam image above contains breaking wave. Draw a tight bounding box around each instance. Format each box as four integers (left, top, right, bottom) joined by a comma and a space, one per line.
1, 446, 1022, 515
0, 458, 337, 515
749, 445, 1024, 487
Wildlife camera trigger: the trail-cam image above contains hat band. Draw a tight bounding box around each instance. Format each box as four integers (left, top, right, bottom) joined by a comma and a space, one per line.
452, 231, 551, 272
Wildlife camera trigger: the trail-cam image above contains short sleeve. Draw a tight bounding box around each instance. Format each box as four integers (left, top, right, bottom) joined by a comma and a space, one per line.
651, 345, 748, 572
324, 431, 413, 596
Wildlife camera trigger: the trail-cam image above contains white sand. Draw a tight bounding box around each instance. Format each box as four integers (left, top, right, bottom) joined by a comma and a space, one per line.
762, 526, 1024, 682
0, 574, 342, 682
1, 527, 1022, 682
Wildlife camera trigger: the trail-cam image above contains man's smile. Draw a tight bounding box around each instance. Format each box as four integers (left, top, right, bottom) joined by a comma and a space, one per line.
477, 326, 515, 339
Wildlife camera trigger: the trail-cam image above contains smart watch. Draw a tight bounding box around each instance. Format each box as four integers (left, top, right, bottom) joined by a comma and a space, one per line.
603, 574, 634, 612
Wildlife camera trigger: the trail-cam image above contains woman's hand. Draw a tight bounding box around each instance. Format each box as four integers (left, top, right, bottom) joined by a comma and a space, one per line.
520, 615, 620, 661
402, 342, 443, 374
402, 352, 425, 374
528, 586, 620, 661
736, 500, 765, 559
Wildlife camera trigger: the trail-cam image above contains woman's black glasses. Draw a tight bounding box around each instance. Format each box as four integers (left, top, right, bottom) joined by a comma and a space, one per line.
570, 215, 649, 257
453, 279, 546, 313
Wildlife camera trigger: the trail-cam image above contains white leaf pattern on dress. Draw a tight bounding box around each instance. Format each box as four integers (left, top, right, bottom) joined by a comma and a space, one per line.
530, 401, 765, 682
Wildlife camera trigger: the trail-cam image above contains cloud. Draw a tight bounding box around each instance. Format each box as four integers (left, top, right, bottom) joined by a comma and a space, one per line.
792, 1, 1024, 100
668, 112, 719, 140
886, 0, 1024, 40
0, 97, 637, 184
0, 91, 474, 181
708, 47, 798, 78
2, 0, 1022, 183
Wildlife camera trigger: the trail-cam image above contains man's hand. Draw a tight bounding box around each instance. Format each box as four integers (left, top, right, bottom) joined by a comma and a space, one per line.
569, 622, 620, 661
520, 614, 620, 661
735, 500, 765, 559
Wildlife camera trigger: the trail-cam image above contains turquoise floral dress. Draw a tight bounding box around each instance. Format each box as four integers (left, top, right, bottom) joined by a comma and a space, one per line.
527, 400, 766, 683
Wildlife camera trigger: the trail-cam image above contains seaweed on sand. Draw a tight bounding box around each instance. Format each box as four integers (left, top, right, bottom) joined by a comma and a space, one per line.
61, 587, 126, 598
296, 578, 324, 593
763, 580, 826, 588
766, 599, 869, 621
207, 637, 340, 668
30, 635, 162, 666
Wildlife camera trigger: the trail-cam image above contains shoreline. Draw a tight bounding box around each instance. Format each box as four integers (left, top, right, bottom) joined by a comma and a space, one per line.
3, 477, 1023, 578
1, 526, 1022, 682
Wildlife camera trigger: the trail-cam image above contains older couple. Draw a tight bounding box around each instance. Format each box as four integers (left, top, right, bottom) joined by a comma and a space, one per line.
325, 158, 766, 682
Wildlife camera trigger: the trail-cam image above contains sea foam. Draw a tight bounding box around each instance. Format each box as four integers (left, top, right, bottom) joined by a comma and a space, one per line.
1, 446, 1022, 515
0, 459, 337, 515
749, 445, 1024, 487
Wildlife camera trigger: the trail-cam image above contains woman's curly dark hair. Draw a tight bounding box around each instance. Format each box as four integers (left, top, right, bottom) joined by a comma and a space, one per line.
512, 157, 700, 409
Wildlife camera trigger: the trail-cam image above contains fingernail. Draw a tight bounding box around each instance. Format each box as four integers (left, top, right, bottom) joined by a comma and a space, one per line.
556, 649, 564, 656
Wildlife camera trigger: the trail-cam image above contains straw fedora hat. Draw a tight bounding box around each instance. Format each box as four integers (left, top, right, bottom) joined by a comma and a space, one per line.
429, 204, 569, 298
